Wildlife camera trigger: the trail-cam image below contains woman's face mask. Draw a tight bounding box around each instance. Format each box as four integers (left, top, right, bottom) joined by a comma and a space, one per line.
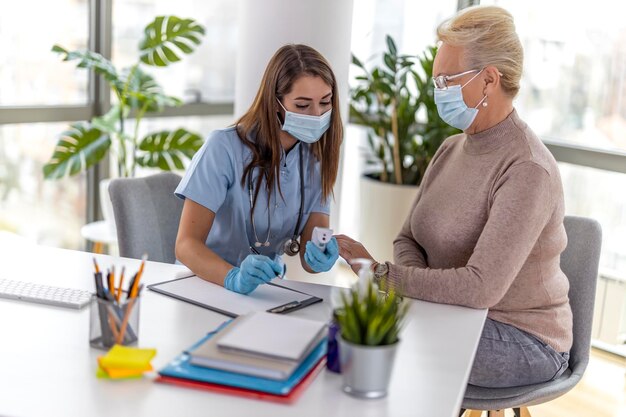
277, 99, 332, 144
433, 69, 486, 131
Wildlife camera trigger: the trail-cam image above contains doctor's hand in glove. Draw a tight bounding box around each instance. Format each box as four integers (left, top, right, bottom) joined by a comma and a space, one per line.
224, 254, 283, 295
304, 236, 339, 273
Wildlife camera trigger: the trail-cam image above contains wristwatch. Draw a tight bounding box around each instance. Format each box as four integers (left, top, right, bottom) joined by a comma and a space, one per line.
372, 261, 389, 283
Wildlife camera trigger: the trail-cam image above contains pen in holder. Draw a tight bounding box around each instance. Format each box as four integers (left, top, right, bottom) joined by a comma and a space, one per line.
89, 292, 140, 350
90, 256, 146, 350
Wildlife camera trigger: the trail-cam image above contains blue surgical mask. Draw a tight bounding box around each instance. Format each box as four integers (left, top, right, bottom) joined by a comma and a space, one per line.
277, 99, 332, 144
434, 70, 486, 131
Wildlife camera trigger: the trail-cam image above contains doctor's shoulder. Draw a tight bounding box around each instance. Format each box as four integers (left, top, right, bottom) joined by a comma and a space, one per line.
197, 127, 244, 161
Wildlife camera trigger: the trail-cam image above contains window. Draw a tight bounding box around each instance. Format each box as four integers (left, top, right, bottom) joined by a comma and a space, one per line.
482, 0, 626, 153
559, 162, 626, 273
0, 123, 86, 249
113, 0, 238, 103
0, 0, 89, 249
0, 0, 89, 106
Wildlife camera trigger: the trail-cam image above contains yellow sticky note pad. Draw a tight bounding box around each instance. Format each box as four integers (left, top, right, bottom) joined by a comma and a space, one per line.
96, 345, 156, 379
99, 344, 157, 370
96, 366, 145, 379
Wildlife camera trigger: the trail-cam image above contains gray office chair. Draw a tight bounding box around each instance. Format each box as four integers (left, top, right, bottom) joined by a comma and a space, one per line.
461, 215, 602, 417
108, 172, 183, 264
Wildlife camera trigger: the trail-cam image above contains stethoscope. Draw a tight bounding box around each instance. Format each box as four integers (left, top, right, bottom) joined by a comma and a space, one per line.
248, 143, 304, 256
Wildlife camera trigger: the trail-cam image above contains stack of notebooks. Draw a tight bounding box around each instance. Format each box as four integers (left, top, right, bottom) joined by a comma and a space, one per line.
157, 311, 328, 403
97, 345, 157, 379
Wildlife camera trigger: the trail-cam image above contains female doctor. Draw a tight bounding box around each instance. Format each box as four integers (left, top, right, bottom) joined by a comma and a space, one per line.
174, 44, 342, 295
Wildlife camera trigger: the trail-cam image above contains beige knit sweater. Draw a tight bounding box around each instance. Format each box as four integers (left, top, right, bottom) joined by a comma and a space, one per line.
387, 109, 573, 353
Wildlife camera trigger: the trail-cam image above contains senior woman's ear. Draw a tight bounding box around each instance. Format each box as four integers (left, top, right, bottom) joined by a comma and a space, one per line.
482, 66, 504, 96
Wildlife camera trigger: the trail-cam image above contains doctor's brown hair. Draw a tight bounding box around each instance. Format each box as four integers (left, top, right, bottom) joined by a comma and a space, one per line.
235, 44, 343, 208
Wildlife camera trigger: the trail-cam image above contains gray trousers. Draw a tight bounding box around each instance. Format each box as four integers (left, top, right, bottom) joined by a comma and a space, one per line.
468, 318, 570, 388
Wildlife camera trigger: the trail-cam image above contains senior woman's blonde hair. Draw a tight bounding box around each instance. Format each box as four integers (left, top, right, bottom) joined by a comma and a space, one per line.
437, 6, 523, 98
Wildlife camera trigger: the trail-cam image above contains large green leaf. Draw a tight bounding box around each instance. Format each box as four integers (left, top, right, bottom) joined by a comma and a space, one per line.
136, 128, 202, 170
91, 104, 128, 134
139, 16, 205, 67
385, 35, 397, 56
120, 67, 182, 112
52, 45, 121, 92
43, 123, 111, 179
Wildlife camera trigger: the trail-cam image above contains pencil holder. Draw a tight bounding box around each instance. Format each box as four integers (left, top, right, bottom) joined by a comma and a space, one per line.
89, 294, 141, 350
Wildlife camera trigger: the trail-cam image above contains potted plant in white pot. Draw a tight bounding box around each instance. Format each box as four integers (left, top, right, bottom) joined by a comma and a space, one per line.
43, 16, 206, 233
350, 37, 460, 262
334, 260, 409, 399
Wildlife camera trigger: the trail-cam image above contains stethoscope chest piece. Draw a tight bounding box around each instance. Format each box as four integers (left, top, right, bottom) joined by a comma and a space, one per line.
283, 239, 301, 256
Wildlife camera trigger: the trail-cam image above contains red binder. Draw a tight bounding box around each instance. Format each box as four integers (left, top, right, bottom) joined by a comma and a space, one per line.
156, 357, 326, 404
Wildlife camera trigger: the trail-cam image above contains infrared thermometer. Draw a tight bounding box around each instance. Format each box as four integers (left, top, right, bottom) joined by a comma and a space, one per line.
311, 227, 333, 251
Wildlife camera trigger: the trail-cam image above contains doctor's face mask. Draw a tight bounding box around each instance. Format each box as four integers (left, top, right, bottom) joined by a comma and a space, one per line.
277, 98, 332, 144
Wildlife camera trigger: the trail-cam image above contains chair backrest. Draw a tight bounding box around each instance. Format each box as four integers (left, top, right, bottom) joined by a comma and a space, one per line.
108, 172, 183, 264
561, 215, 602, 373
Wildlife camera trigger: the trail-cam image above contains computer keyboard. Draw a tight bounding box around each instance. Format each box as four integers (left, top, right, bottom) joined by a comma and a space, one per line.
0, 278, 92, 309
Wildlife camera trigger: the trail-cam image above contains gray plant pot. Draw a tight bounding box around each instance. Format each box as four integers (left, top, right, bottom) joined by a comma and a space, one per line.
337, 335, 399, 399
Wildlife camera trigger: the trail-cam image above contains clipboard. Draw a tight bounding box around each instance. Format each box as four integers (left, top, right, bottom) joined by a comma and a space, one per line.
147, 275, 323, 318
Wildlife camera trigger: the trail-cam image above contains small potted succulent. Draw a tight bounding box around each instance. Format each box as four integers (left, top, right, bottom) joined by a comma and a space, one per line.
334, 261, 409, 399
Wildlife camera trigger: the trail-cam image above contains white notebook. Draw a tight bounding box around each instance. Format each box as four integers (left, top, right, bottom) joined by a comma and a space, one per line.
216, 311, 327, 362
189, 317, 326, 380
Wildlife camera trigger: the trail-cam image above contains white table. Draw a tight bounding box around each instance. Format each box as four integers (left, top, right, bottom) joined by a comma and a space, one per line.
80, 220, 118, 254
0, 236, 486, 417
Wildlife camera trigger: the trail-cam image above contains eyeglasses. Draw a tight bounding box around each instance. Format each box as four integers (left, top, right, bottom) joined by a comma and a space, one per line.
432, 69, 481, 90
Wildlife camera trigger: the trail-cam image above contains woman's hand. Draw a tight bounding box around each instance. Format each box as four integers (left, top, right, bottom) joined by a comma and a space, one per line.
335, 234, 376, 274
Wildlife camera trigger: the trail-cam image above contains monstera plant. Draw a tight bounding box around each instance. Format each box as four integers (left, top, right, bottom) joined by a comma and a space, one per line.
43, 16, 206, 179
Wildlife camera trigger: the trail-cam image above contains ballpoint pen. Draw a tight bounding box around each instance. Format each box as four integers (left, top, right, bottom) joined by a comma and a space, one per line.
126, 273, 138, 301
130, 255, 147, 298
278, 264, 287, 279
268, 300, 301, 314
116, 267, 125, 302
107, 269, 115, 298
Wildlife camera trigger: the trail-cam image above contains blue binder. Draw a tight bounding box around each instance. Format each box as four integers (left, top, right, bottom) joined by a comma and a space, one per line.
159, 323, 327, 395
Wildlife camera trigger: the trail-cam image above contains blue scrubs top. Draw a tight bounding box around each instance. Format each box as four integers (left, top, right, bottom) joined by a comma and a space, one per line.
175, 126, 330, 266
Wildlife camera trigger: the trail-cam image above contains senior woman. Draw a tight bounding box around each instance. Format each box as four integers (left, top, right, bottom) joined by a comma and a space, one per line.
336, 5, 571, 388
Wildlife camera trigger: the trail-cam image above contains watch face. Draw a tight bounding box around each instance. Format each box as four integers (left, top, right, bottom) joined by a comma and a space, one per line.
375, 262, 388, 277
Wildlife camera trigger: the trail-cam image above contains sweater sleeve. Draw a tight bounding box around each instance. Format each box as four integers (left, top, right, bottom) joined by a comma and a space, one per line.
386, 162, 553, 309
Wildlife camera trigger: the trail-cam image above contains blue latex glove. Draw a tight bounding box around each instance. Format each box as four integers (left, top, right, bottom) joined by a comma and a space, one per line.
224, 254, 283, 295
304, 236, 339, 273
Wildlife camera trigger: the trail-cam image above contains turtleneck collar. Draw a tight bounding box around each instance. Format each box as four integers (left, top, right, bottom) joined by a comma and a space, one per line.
463, 109, 520, 155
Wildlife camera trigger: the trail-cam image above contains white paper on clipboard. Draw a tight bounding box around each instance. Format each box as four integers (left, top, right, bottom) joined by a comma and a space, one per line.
148, 275, 322, 317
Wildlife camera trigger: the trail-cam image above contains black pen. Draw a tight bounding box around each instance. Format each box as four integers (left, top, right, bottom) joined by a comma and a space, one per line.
268, 300, 301, 314
94, 272, 105, 299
